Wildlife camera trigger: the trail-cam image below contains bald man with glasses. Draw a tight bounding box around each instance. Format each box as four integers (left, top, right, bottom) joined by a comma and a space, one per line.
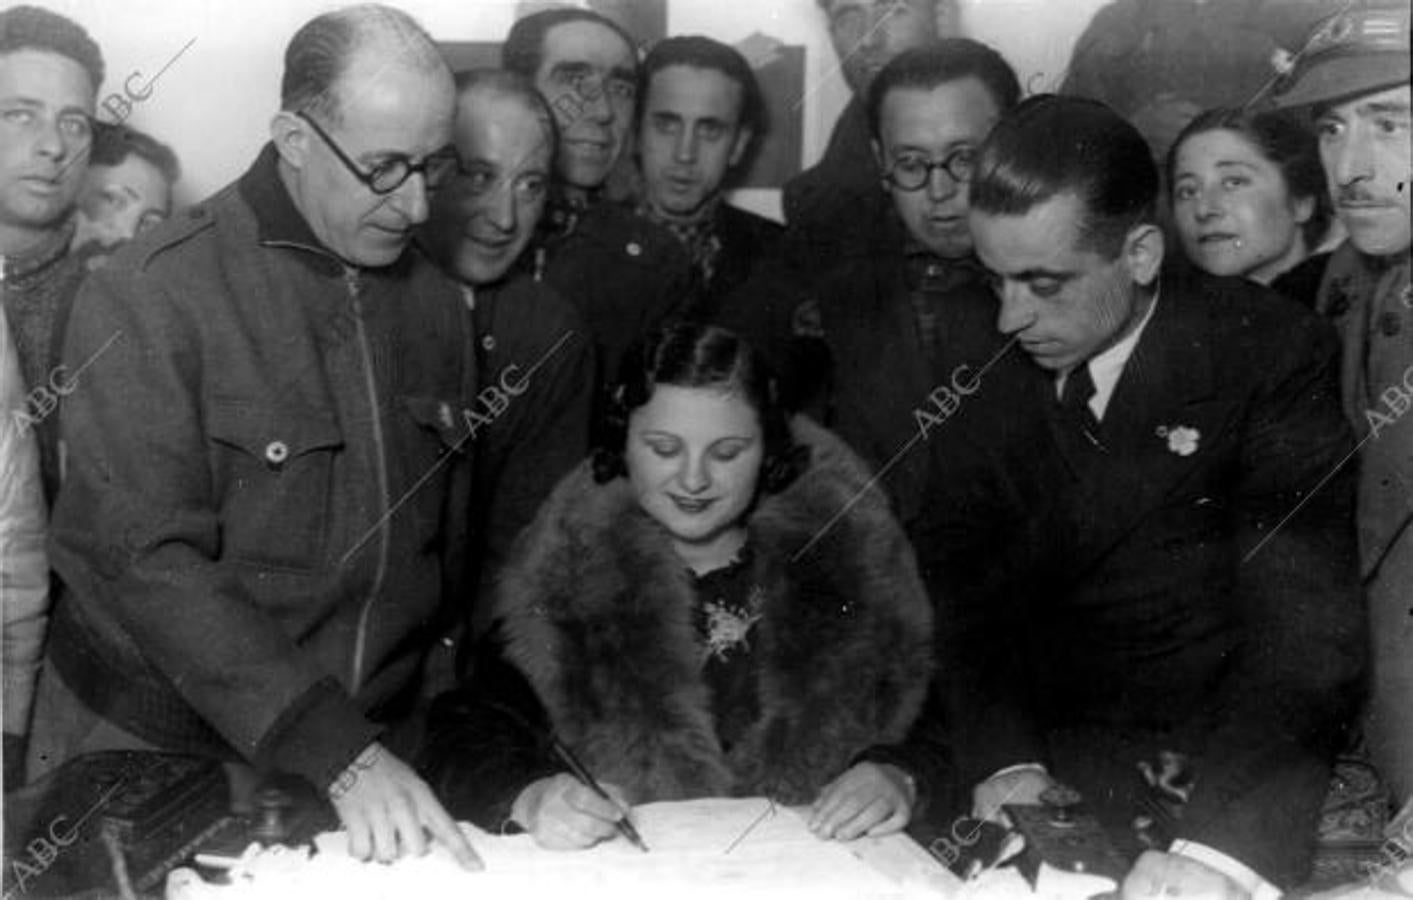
27, 5, 481, 869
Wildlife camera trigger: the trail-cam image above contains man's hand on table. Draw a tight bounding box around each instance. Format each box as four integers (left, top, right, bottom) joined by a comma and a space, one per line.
808, 762, 915, 840
972, 765, 1055, 826
512, 773, 630, 850
327, 742, 482, 870
1122, 850, 1251, 900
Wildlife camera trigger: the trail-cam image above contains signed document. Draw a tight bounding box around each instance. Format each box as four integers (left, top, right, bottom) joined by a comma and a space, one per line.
463, 797, 937, 896
168, 798, 955, 899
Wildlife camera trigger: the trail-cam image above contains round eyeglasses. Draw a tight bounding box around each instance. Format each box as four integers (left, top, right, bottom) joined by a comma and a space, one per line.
297, 110, 459, 195
884, 147, 977, 192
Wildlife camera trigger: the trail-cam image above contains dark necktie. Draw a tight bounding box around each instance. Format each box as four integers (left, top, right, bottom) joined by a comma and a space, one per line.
1059, 364, 1102, 442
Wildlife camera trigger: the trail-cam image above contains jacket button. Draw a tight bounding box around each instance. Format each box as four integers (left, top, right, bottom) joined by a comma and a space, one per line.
265, 441, 289, 467
481, 335, 496, 351
626, 241, 642, 257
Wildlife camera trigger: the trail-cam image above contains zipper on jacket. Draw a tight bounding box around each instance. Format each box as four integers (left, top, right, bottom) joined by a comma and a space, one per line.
345, 266, 392, 694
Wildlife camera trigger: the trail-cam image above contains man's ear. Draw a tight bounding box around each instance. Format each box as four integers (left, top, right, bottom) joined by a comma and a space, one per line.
728, 126, 754, 168
1123, 222, 1165, 288
270, 111, 311, 171
1292, 194, 1315, 225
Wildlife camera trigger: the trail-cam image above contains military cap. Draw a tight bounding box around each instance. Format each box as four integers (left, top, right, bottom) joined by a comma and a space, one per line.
1273, 0, 1410, 109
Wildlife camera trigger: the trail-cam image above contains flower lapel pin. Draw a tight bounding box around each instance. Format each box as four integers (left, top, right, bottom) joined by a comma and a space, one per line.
1156, 425, 1200, 457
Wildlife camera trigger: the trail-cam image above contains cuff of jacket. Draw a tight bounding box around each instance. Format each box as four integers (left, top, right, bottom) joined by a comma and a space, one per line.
855, 744, 941, 824
1169, 840, 1281, 900
255, 678, 382, 791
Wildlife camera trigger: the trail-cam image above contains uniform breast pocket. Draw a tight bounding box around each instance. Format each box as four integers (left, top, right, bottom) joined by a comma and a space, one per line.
208, 400, 344, 572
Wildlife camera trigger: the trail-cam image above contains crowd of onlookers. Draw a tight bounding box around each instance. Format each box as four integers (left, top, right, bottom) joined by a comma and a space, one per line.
1, 1, 1409, 896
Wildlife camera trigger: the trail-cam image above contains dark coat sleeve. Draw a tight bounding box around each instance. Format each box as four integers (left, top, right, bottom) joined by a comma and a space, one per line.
1175, 308, 1366, 886
895, 390, 1059, 800
854, 684, 959, 833
419, 628, 562, 830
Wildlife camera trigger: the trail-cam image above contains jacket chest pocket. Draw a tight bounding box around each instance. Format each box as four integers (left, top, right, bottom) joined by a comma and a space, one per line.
208, 401, 344, 572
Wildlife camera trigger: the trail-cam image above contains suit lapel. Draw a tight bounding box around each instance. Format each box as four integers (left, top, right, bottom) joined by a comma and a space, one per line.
1062, 292, 1230, 568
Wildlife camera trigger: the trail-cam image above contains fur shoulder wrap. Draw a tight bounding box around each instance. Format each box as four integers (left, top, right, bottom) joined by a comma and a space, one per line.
496, 415, 933, 804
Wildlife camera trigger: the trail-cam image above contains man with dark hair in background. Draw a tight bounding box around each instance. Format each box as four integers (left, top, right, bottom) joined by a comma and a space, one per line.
418, 68, 593, 639
782, 0, 959, 262
27, 4, 479, 869
787, 39, 1022, 609
1274, 0, 1412, 813
726, 42, 1028, 832
502, 8, 639, 254
545, 35, 782, 383
70, 120, 180, 266
957, 94, 1364, 895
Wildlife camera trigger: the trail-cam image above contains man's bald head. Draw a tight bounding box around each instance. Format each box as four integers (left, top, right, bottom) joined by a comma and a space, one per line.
281, 3, 450, 125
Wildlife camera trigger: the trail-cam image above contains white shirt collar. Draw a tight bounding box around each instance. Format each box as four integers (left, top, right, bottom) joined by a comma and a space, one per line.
1056, 288, 1160, 421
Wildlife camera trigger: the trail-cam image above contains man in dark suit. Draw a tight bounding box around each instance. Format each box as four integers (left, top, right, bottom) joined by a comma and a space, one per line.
782, 0, 959, 265
761, 40, 1026, 615
708, 40, 1034, 836
958, 95, 1365, 896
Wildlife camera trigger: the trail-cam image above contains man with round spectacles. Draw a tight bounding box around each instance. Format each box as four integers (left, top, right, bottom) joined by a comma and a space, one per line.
28, 4, 482, 871
294, 109, 459, 198
747, 43, 1030, 830
881, 146, 977, 195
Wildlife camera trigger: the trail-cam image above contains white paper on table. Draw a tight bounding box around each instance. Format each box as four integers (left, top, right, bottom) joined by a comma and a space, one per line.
451, 797, 929, 898
168, 798, 946, 899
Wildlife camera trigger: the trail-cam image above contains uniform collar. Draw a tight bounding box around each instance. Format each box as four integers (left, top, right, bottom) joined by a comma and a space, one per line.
237, 142, 403, 279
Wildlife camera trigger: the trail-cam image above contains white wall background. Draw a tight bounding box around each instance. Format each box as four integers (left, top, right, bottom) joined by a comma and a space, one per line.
33, 0, 1112, 215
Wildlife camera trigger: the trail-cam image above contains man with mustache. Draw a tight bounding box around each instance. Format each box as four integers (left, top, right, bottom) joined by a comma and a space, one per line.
27, 5, 479, 869
1274, 0, 1412, 808
418, 69, 593, 637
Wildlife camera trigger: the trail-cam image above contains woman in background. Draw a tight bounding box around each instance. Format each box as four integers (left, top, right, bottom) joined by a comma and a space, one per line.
1168, 107, 1333, 306
422, 322, 934, 850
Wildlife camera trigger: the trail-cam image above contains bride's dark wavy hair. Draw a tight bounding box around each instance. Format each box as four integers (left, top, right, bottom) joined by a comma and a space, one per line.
591, 321, 808, 495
